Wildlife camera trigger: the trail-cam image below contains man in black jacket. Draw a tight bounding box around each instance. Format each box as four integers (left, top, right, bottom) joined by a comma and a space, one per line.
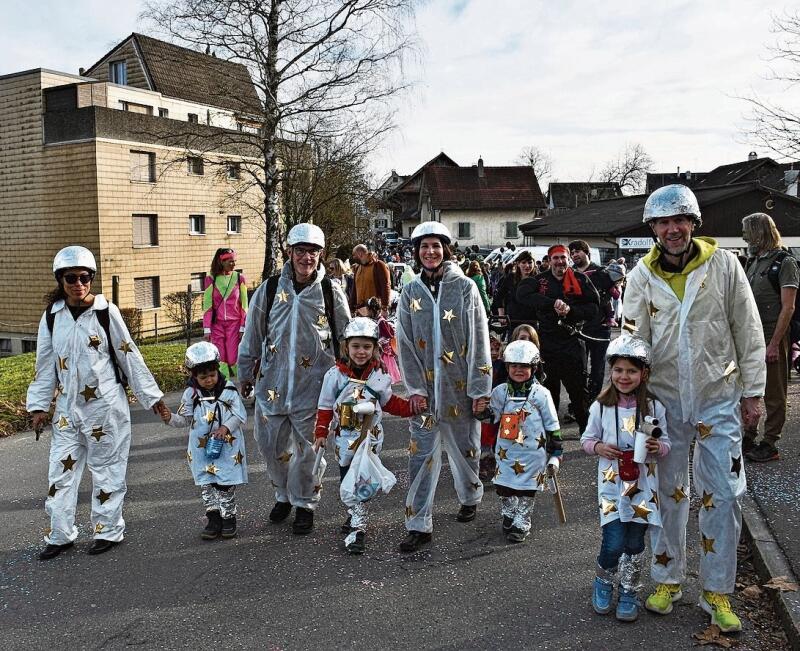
517, 244, 599, 432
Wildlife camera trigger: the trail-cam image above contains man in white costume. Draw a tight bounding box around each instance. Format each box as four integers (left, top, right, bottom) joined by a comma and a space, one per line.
239, 224, 350, 534
623, 185, 765, 632
27, 246, 165, 559
396, 221, 492, 552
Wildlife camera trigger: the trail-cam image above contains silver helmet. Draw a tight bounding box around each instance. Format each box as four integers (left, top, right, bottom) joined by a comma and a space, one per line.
53, 246, 97, 274
606, 334, 651, 366
642, 184, 702, 226
343, 316, 380, 340
287, 223, 325, 249
185, 341, 220, 369
411, 221, 452, 244
606, 262, 626, 282
503, 340, 541, 365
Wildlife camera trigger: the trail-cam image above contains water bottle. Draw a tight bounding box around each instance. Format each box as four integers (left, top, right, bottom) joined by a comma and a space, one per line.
206, 435, 224, 460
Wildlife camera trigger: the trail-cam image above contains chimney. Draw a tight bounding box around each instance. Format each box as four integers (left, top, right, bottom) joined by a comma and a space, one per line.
686, 170, 692, 180
677, 166, 680, 176
478, 156, 484, 178
79, 67, 85, 76
748, 151, 757, 161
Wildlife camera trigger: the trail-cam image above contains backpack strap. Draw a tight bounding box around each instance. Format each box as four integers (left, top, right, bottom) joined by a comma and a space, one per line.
46, 304, 56, 335
321, 276, 339, 361
96, 307, 127, 387
262, 274, 281, 339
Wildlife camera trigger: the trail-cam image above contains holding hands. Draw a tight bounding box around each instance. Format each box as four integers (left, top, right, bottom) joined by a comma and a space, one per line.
409, 394, 428, 415
472, 396, 490, 415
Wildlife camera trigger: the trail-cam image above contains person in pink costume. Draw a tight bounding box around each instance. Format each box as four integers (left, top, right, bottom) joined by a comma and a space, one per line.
203, 248, 248, 378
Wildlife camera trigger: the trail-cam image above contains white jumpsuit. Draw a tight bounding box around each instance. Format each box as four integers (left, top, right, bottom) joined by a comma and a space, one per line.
26, 295, 163, 544
624, 240, 766, 593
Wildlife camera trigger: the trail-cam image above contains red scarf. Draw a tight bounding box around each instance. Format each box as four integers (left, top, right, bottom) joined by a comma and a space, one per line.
562, 267, 583, 297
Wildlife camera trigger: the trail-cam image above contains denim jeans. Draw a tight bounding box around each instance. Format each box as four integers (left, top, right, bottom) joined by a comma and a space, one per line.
597, 519, 648, 570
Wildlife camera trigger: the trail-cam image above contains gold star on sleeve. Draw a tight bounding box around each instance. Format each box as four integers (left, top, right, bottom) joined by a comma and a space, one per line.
409, 298, 422, 313
670, 486, 687, 503
511, 460, 526, 475
88, 335, 101, 350
696, 421, 713, 440
442, 309, 456, 322
118, 341, 133, 354
701, 491, 715, 510
96, 489, 112, 505
601, 498, 618, 516
631, 500, 653, 520
440, 350, 455, 365
701, 533, 716, 554
601, 466, 618, 484
79, 385, 97, 402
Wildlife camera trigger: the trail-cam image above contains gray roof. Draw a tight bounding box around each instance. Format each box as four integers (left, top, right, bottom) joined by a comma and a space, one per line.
547, 182, 622, 208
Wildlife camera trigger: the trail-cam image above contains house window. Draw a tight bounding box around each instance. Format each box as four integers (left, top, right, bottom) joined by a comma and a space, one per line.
134, 276, 161, 309
187, 113, 199, 124
120, 101, 152, 115
22, 340, 37, 353
457, 222, 472, 239
158, 107, 169, 118
109, 60, 127, 85
189, 214, 206, 235
505, 221, 519, 239
132, 214, 158, 246
375, 219, 388, 229
227, 215, 242, 234
0, 338, 11, 354
130, 150, 156, 182
187, 156, 204, 175
227, 162, 241, 180
190, 272, 206, 293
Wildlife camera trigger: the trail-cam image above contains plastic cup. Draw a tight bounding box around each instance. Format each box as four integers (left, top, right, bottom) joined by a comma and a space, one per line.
633, 431, 649, 464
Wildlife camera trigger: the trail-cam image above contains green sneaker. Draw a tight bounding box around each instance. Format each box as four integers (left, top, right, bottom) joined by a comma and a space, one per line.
645, 583, 682, 614
700, 591, 742, 633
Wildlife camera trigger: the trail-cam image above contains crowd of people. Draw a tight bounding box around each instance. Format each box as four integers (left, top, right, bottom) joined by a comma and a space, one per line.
27, 183, 797, 634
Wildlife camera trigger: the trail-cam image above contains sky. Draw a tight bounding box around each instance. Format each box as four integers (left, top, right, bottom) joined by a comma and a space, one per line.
2, 0, 799, 184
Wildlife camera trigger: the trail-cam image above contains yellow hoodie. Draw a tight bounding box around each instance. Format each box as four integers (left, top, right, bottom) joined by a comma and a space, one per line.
641, 236, 718, 301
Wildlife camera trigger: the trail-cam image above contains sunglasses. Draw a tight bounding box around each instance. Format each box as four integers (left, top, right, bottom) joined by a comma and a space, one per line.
63, 273, 94, 285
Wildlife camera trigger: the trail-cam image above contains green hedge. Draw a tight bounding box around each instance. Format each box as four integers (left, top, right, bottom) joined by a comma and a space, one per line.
0, 344, 188, 437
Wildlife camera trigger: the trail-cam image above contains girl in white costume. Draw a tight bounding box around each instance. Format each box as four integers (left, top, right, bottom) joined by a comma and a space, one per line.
159, 342, 248, 540
581, 334, 670, 622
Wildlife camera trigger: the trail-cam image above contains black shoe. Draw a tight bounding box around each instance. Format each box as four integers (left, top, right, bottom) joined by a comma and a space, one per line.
201, 510, 223, 540
346, 530, 366, 555
746, 442, 780, 463
742, 437, 756, 455
502, 516, 513, 534
399, 530, 432, 553
456, 504, 477, 522
506, 526, 529, 543
38, 541, 74, 560
87, 539, 119, 555
269, 501, 292, 523
221, 516, 237, 539
341, 515, 353, 534
292, 507, 314, 535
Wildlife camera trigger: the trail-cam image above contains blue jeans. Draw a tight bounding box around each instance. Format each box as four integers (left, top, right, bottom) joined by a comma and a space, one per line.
597, 519, 648, 570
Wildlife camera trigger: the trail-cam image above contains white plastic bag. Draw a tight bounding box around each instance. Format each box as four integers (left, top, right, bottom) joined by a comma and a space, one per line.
340, 435, 396, 507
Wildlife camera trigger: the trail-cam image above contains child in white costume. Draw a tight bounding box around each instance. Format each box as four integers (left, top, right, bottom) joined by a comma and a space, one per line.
581, 334, 670, 622
481, 340, 562, 543
313, 317, 413, 554
159, 342, 248, 540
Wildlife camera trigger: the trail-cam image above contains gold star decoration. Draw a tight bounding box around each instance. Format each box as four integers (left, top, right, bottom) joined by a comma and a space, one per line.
268, 343, 277, 354
405, 505, 415, 518
479, 364, 492, 376
460, 343, 468, 357
670, 486, 687, 503
48, 484, 58, 498
205, 463, 218, 475
494, 465, 501, 478
348, 437, 360, 451
632, 500, 653, 520
602, 466, 618, 484
267, 388, 280, 402
317, 314, 328, 327
464, 447, 477, 459
96, 489, 112, 505
79, 385, 97, 402
601, 498, 618, 516
723, 361, 737, 383
622, 319, 638, 334
408, 439, 419, 455
702, 491, 715, 510
58, 356, 68, 370
313, 484, 322, 494
57, 415, 69, 430
621, 415, 636, 434
448, 405, 460, 418
697, 421, 713, 440
536, 434, 546, 449
299, 356, 312, 369
498, 447, 508, 460
655, 551, 672, 566
440, 350, 455, 365
224, 433, 236, 445
409, 298, 422, 313
421, 414, 435, 430
277, 290, 289, 303
648, 301, 659, 317
118, 341, 133, 354
352, 386, 365, 401
417, 338, 427, 349
646, 462, 657, 477
650, 491, 660, 508
512, 432, 527, 446
187, 450, 192, 463
334, 446, 341, 461
88, 335, 101, 350
511, 460, 526, 475
425, 369, 435, 381
55, 384, 64, 397
204, 411, 216, 424
731, 455, 742, 477
94, 523, 104, 534
277, 451, 293, 463
61, 454, 77, 472
622, 481, 642, 499
90, 426, 107, 442
701, 533, 716, 554
442, 309, 456, 322
471, 482, 481, 490
536, 472, 546, 487
43, 527, 52, 537
426, 456, 435, 470
197, 436, 208, 449
454, 379, 467, 391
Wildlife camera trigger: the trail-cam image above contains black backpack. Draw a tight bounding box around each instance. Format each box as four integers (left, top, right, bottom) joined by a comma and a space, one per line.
763, 250, 800, 342
46, 304, 128, 386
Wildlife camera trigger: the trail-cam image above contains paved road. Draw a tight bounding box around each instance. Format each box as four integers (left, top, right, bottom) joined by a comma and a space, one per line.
0, 393, 773, 650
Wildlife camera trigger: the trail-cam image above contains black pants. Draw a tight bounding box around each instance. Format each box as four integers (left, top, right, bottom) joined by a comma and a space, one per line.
584, 337, 610, 401
542, 344, 589, 433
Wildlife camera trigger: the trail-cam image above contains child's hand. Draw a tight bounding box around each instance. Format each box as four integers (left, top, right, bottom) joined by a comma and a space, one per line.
645, 437, 660, 454
210, 426, 229, 440
472, 397, 490, 415
409, 395, 427, 414
160, 408, 171, 423
594, 442, 622, 460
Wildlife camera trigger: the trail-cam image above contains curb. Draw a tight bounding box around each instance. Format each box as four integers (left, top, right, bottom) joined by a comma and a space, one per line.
741, 492, 800, 651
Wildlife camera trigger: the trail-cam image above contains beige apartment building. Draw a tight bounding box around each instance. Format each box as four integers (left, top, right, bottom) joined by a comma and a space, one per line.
0, 34, 266, 355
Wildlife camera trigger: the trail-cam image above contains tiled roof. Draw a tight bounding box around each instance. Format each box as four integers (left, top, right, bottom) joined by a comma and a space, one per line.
548, 182, 622, 208
392, 152, 459, 194
693, 157, 778, 188
425, 166, 545, 210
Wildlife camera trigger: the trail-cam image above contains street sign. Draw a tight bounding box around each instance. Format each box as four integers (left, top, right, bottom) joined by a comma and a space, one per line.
618, 237, 653, 249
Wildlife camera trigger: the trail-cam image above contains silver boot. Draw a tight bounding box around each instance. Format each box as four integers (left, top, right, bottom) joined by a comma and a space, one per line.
507, 495, 534, 543
500, 496, 518, 533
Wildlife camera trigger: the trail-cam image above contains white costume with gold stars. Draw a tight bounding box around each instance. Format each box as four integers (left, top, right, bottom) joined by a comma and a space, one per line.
238, 262, 350, 510
167, 381, 248, 486
26, 295, 163, 544
396, 261, 492, 533
624, 241, 766, 593
581, 400, 668, 528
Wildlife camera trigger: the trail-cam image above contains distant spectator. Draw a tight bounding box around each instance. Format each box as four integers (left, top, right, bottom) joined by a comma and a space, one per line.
467, 260, 491, 315
352, 244, 391, 315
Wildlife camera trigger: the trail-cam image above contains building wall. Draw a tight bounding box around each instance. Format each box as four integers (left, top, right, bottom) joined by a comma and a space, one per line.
85, 39, 150, 90
437, 209, 534, 248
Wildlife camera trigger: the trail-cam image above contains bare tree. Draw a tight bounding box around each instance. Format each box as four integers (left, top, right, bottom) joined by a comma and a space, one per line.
741, 11, 800, 161
516, 145, 553, 186
143, 0, 417, 279
162, 289, 201, 346
599, 143, 653, 194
